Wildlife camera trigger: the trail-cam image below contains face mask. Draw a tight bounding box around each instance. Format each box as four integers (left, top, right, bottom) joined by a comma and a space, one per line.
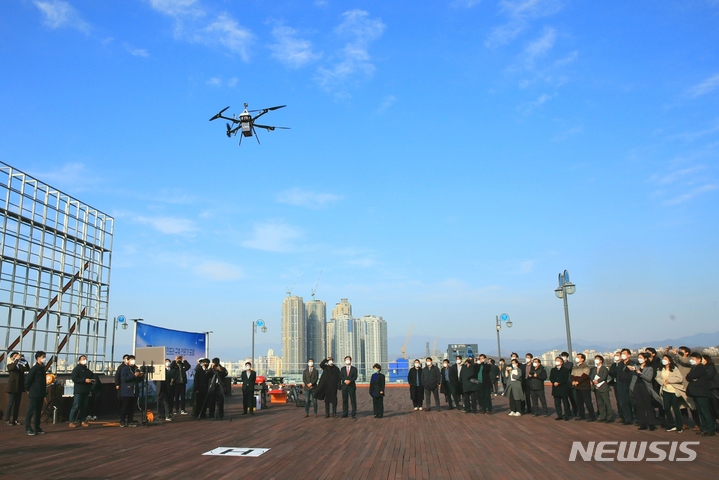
689, 359, 697, 366
620, 354, 627, 360
443, 363, 449, 368
661, 359, 669, 365
456, 359, 462, 364
595, 361, 602, 367
166, 362, 171, 368
129, 359, 136, 366
426, 362, 432, 367
533, 363, 539, 368
374, 369, 380, 373
414, 363, 420, 368
328, 360, 333, 366
308, 362, 314, 367
555, 362, 562, 367
526, 358, 532, 363
80, 360, 87, 366
39, 357, 46, 364
575, 358, 581, 364
562, 356, 568, 361
614, 356, 620, 362
345, 360, 351, 366
245, 365, 251, 370
638, 358, 645, 364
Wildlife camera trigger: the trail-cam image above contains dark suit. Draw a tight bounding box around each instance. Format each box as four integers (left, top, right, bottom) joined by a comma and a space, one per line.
476, 362, 493, 413
69, 363, 94, 423
449, 363, 463, 408
369, 371, 385, 417
5, 357, 29, 423
528, 365, 548, 415
317, 360, 341, 416
591, 365, 612, 421
303, 366, 319, 414
440, 366, 456, 409
24, 362, 46, 433
563, 360, 579, 416
340, 364, 358, 417
119, 364, 141, 424
193, 365, 210, 419
170, 359, 191, 413
460, 363, 479, 413
686, 364, 716, 433
407, 367, 424, 408
240, 369, 256, 414
421, 364, 442, 410
521, 361, 535, 414
207, 364, 228, 419
550, 366, 571, 419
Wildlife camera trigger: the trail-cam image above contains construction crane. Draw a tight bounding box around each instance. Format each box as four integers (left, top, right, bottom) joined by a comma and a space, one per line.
401, 323, 413, 359
311, 270, 323, 299
285, 274, 299, 297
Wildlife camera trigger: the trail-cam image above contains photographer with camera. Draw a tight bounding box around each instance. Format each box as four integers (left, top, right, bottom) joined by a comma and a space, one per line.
119, 354, 143, 427
207, 357, 228, 420
170, 355, 191, 416
5, 351, 29, 426
69, 354, 95, 428
193, 358, 211, 419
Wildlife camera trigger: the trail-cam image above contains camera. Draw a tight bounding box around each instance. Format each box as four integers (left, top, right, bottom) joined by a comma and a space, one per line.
17, 357, 28, 368
138, 364, 155, 374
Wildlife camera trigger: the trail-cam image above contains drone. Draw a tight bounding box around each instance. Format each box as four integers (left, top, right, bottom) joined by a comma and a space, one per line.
209, 103, 289, 145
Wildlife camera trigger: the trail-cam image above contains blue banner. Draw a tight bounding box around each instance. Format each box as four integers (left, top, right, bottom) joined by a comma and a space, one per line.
135, 323, 207, 397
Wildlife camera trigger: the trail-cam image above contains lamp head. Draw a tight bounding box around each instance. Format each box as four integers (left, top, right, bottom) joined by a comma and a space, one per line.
554, 286, 564, 299
506, 320, 513, 328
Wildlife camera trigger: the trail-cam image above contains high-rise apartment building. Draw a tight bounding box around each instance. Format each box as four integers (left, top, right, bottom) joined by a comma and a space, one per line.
360, 315, 388, 374
305, 299, 327, 361
332, 298, 352, 319
282, 295, 305, 375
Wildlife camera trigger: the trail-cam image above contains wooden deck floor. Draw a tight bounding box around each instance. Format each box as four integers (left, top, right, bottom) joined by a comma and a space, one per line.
0, 385, 717, 479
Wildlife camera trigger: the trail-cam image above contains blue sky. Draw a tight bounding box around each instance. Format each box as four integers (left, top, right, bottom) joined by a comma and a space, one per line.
1, 0, 718, 359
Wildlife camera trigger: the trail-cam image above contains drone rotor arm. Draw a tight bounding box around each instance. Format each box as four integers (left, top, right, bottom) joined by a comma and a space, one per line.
209, 106, 230, 121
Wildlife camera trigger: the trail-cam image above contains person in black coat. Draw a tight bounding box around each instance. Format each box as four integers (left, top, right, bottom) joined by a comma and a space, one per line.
440, 359, 454, 409
207, 357, 228, 420
407, 359, 424, 410
24, 351, 47, 435
158, 358, 177, 421
421, 357, 442, 412
461, 358, 480, 414
170, 355, 191, 415
193, 359, 211, 419
449, 356, 464, 409
476, 354, 493, 414
489, 359, 500, 396
114, 354, 129, 419
317, 358, 341, 417
550, 357, 571, 420
68, 354, 95, 427
119, 355, 143, 427
5, 351, 29, 426
528, 358, 548, 416
686, 353, 716, 436
369, 363, 386, 418
240, 362, 257, 415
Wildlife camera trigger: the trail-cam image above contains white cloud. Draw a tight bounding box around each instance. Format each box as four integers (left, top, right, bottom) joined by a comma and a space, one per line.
147, 1, 253, 61
277, 188, 343, 209
28, 162, 99, 193
685, 73, 719, 98
33, 0, 90, 34
517, 92, 553, 115
649, 161, 717, 206
135, 216, 198, 235
519, 260, 536, 274
269, 25, 322, 69
125, 45, 149, 57
316, 10, 386, 91
377, 94, 396, 114
242, 221, 302, 252
649, 165, 706, 186
485, 0, 563, 48
205, 76, 238, 87
663, 184, 717, 206
524, 26, 556, 67
195, 261, 243, 281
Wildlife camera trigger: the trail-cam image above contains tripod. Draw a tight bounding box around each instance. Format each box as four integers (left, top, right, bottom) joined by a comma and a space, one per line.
138, 363, 161, 428
197, 368, 229, 421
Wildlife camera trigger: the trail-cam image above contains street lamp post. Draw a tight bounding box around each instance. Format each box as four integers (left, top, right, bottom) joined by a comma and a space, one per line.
495, 313, 513, 358
252, 319, 267, 374
554, 270, 576, 357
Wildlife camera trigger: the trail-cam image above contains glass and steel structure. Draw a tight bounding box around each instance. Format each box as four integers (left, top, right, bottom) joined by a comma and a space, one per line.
0, 162, 113, 373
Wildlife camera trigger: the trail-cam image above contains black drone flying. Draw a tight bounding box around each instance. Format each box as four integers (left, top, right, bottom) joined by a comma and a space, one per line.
209, 103, 289, 145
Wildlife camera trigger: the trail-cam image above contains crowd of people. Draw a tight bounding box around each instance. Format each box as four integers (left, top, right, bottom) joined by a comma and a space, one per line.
5, 346, 719, 437
405, 347, 718, 437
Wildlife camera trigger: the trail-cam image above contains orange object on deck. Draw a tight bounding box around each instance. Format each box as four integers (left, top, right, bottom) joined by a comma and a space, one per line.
268, 389, 287, 404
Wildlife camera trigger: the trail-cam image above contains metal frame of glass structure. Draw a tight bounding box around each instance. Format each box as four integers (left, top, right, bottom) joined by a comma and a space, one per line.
0, 162, 113, 373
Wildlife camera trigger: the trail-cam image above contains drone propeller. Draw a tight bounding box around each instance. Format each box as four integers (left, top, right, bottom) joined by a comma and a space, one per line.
210, 106, 230, 121
248, 105, 286, 113
226, 123, 232, 138
254, 124, 290, 131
